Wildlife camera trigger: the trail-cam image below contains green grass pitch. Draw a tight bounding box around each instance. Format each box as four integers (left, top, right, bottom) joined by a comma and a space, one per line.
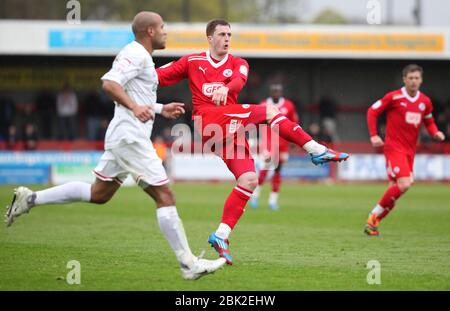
1, 182, 449, 290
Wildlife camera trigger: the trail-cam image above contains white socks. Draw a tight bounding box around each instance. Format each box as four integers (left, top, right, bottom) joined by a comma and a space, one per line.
370, 204, 385, 217
215, 223, 232, 240
156, 206, 196, 269
252, 185, 261, 200
269, 192, 279, 205
34, 181, 91, 206
303, 140, 327, 156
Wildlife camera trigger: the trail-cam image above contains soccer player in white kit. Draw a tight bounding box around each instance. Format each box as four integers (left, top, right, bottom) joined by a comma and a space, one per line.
5, 12, 226, 280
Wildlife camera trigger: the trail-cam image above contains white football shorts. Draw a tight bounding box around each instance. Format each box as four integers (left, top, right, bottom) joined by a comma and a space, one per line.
93, 141, 169, 187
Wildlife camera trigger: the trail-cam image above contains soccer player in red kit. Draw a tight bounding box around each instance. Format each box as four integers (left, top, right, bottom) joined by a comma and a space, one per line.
365, 64, 445, 236
250, 83, 299, 210
157, 19, 349, 264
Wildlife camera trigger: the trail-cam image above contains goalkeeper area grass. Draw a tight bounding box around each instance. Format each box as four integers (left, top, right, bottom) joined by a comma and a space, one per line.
1, 182, 449, 290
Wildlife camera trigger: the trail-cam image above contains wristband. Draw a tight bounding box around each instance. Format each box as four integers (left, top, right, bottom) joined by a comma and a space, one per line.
154, 103, 163, 114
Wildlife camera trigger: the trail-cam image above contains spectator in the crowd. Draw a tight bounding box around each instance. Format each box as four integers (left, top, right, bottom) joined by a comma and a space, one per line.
35, 88, 56, 139
8, 103, 40, 150
56, 83, 78, 140
0, 95, 15, 143
308, 122, 333, 145
318, 96, 340, 142
84, 90, 103, 141
23, 123, 38, 150
161, 126, 174, 144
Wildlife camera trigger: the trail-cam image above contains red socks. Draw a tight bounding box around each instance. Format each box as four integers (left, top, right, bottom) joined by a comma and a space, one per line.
258, 169, 281, 192
378, 184, 403, 220
269, 113, 312, 147
221, 185, 253, 229
272, 171, 281, 193
258, 169, 268, 185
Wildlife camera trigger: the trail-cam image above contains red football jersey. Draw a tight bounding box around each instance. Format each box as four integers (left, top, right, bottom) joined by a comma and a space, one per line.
259, 97, 299, 153
156, 50, 249, 115
367, 87, 437, 155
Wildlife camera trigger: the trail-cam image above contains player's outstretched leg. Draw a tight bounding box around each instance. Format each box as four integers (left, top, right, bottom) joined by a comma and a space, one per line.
264, 105, 349, 165
5, 181, 93, 227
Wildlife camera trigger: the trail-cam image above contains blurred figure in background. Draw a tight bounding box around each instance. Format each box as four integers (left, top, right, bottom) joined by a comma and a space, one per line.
35, 88, 56, 139
0, 95, 15, 144
251, 83, 300, 211
365, 64, 445, 236
319, 96, 340, 143
308, 122, 333, 145
56, 83, 78, 140
8, 103, 39, 150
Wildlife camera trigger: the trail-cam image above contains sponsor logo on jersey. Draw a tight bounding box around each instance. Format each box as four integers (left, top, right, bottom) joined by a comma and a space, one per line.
400, 102, 407, 107
239, 65, 248, 76
223, 69, 233, 77
405, 111, 421, 126
419, 103, 426, 111
202, 82, 225, 96
242, 104, 250, 109
199, 66, 207, 74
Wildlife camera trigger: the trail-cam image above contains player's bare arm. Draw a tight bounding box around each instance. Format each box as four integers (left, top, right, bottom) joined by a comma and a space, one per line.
161, 102, 186, 119
433, 131, 445, 141
370, 135, 384, 147
102, 79, 154, 122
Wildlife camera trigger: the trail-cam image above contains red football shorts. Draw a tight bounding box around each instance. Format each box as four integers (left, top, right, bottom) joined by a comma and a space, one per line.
195, 104, 267, 179
384, 150, 414, 181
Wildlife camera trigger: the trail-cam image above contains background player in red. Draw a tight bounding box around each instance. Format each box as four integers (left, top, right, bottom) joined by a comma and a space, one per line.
157, 19, 349, 264
365, 64, 445, 236
250, 83, 299, 210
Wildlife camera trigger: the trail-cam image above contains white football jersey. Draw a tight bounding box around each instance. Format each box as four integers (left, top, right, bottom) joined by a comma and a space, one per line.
101, 40, 158, 150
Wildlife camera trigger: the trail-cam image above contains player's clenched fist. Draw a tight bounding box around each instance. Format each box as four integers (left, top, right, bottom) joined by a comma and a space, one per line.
370, 135, 384, 147
162, 102, 186, 119
212, 86, 229, 106
132, 104, 154, 122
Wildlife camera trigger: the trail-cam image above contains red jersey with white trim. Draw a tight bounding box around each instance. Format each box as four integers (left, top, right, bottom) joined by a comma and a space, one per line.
259, 97, 299, 153
367, 87, 437, 155
156, 50, 249, 115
